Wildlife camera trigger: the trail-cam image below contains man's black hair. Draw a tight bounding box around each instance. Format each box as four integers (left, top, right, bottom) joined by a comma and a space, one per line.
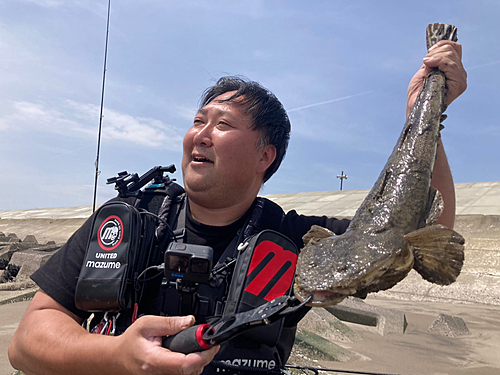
199, 76, 291, 183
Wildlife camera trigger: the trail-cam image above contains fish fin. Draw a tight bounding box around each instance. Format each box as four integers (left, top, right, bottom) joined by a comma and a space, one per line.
302, 225, 335, 246
419, 186, 444, 228
405, 224, 465, 285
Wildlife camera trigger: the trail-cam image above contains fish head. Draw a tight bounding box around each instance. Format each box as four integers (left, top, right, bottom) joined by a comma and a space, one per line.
294, 229, 412, 307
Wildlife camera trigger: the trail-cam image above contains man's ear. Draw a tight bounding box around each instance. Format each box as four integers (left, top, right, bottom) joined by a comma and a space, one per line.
257, 144, 277, 174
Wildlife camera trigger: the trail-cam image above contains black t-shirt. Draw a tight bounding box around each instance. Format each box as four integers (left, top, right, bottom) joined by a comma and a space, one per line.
32, 197, 350, 319
184, 201, 250, 264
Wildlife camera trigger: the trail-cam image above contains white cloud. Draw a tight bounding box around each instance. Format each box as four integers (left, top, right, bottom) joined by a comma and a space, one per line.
16, 0, 109, 21
287, 90, 379, 113
0, 100, 183, 149
19, 0, 65, 7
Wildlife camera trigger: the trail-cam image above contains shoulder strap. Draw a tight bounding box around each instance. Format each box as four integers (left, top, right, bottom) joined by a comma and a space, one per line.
243, 197, 285, 239
156, 192, 186, 256
172, 199, 187, 241
215, 197, 286, 267
133, 181, 185, 265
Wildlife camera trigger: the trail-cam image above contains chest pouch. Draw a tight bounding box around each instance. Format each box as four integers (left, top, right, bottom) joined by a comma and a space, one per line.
223, 230, 298, 348
75, 201, 156, 312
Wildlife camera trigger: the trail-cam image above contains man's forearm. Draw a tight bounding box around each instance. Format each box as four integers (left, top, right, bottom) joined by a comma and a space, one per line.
9, 293, 124, 375
9, 291, 218, 375
9, 312, 123, 375
431, 138, 456, 228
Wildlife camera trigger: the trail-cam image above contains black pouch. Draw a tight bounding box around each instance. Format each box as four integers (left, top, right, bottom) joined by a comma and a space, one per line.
223, 230, 299, 347
75, 201, 156, 312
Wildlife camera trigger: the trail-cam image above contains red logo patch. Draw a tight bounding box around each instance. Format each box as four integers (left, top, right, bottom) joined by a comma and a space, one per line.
244, 240, 298, 301
98, 215, 123, 251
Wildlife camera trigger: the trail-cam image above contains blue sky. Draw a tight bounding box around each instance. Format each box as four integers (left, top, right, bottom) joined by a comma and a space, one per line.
0, 0, 498, 211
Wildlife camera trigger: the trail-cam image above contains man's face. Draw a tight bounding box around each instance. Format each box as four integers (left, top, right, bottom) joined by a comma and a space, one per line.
182, 91, 274, 208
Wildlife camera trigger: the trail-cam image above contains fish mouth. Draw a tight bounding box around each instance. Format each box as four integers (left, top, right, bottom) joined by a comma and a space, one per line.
294, 284, 352, 307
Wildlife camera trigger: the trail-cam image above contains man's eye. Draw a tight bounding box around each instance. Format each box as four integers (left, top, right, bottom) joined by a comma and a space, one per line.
218, 121, 232, 128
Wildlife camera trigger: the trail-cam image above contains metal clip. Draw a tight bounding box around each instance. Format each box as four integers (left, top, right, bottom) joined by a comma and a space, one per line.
108, 313, 121, 336
99, 312, 110, 335
91, 312, 121, 336
237, 241, 249, 251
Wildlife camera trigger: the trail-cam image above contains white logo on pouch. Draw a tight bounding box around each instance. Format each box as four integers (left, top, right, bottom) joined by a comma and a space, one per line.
98, 215, 123, 251
215, 358, 276, 372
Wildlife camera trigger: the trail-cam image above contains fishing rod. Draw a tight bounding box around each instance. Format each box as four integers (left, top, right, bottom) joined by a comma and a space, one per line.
284, 365, 400, 375
92, 0, 111, 213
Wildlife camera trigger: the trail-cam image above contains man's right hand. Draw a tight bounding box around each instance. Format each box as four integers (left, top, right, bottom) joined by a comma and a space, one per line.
9, 291, 218, 375
116, 315, 219, 375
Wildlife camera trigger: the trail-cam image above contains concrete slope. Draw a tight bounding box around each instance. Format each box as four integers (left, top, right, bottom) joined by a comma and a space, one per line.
0, 218, 87, 244
263, 181, 500, 217
0, 205, 92, 243
377, 215, 500, 305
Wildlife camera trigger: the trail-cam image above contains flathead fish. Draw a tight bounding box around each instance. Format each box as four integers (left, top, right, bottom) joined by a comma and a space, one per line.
294, 23, 465, 307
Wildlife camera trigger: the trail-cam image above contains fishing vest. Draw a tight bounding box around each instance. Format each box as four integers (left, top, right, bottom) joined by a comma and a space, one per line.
77, 180, 304, 374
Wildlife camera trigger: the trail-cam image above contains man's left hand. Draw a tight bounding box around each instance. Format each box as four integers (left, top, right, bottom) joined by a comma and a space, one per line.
406, 40, 467, 116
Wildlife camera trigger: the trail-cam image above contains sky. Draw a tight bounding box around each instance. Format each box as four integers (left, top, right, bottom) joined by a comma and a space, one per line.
0, 0, 499, 211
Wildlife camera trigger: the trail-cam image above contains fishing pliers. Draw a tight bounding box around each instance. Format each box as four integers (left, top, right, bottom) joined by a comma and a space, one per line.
162, 295, 311, 354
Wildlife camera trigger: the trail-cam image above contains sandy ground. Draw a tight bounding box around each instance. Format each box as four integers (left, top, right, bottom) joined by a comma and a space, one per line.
2, 297, 500, 375
1, 300, 28, 375
311, 296, 500, 375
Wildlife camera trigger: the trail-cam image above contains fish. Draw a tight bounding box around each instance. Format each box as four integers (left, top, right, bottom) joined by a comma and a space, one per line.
294, 23, 465, 307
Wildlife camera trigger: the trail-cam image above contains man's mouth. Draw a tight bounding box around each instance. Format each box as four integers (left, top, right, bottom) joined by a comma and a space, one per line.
192, 155, 213, 163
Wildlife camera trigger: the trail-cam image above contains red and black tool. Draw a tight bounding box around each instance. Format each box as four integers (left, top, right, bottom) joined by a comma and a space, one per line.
162, 295, 311, 354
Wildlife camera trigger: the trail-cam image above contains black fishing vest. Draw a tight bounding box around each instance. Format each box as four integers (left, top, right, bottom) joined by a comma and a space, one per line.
83, 184, 303, 374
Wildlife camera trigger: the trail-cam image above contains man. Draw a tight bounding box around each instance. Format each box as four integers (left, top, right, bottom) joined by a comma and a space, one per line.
9, 40, 466, 375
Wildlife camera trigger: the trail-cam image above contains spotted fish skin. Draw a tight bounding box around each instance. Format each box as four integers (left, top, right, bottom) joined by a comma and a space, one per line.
294, 24, 465, 307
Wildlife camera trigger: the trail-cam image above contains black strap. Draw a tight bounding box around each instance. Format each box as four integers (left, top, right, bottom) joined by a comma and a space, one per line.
243, 197, 285, 238
154, 192, 185, 255
172, 198, 187, 241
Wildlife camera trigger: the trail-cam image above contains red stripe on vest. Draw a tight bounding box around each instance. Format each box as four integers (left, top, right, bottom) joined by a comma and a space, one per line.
244, 240, 298, 301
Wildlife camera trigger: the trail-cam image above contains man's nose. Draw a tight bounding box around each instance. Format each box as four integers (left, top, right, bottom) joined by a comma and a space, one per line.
192, 123, 213, 147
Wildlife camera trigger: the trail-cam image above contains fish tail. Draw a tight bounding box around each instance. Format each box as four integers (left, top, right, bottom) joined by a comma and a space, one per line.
405, 225, 465, 285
